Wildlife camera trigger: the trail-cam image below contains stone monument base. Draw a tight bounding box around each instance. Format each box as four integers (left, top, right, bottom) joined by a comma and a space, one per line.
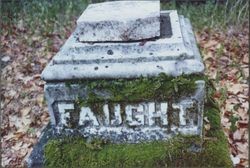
44, 75, 205, 143
26, 86, 233, 168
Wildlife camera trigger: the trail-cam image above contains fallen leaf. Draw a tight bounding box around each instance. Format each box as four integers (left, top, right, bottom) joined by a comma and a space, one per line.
4, 132, 15, 141
9, 115, 23, 128
22, 117, 32, 126
12, 141, 23, 150
36, 94, 44, 107
241, 102, 249, 110
242, 54, 248, 64
33, 74, 41, 79
221, 117, 231, 128
237, 153, 249, 160
237, 108, 248, 120
228, 84, 246, 95
203, 51, 214, 61
2, 157, 12, 167
8, 90, 17, 99
233, 129, 243, 141
13, 132, 26, 140
235, 142, 248, 154
203, 40, 219, 48
237, 121, 248, 128
21, 107, 31, 117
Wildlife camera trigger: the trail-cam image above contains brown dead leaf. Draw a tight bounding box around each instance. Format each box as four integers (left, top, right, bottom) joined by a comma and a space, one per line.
36, 94, 44, 107
221, 117, 231, 128
235, 142, 248, 154
12, 141, 23, 151
224, 101, 235, 112
237, 121, 248, 128
228, 84, 247, 95
40, 112, 49, 122
203, 51, 215, 61
9, 115, 23, 128
8, 90, 17, 99
237, 94, 248, 99
241, 102, 249, 110
233, 129, 243, 141
4, 132, 15, 141
22, 117, 32, 126
203, 40, 219, 49
239, 159, 249, 167
21, 107, 31, 117
242, 54, 249, 64
13, 132, 26, 140
226, 94, 240, 106
33, 74, 41, 79
237, 108, 248, 120
237, 153, 249, 160
207, 68, 217, 79
2, 157, 12, 167
242, 68, 249, 78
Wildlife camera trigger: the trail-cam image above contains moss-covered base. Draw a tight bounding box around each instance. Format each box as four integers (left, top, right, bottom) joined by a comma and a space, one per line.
44, 81, 232, 168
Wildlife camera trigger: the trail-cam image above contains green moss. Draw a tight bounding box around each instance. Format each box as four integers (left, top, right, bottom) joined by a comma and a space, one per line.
44, 80, 232, 168
45, 124, 231, 168
229, 115, 239, 132
68, 74, 204, 106
70, 74, 203, 102
68, 74, 204, 121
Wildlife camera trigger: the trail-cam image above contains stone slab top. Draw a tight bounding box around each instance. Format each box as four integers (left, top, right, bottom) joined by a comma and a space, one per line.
53, 11, 187, 65
76, 0, 160, 42
41, 11, 204, 81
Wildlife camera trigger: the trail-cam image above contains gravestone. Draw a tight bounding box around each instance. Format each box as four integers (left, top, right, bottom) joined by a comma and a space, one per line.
27, 1, 205, 167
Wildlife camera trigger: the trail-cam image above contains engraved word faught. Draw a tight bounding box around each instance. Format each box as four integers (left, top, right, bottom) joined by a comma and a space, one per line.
57, 101, 197, 128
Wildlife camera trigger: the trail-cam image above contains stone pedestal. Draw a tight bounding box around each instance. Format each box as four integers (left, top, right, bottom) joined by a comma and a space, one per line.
27, 1, 205, 167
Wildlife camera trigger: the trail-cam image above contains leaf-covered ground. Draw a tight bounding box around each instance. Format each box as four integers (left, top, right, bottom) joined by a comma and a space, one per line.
196, 25, 249, 167
1, 5, 249, 168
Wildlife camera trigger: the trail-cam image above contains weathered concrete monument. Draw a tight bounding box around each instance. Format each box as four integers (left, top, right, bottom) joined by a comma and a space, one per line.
27, 1, 206, 167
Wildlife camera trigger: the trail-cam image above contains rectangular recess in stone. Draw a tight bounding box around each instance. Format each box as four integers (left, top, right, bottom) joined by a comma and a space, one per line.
76, 1, 160, 42
41, 11, 204, 81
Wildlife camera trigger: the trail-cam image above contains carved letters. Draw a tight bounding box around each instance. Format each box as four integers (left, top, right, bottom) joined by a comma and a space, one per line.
57, 101, 197, 127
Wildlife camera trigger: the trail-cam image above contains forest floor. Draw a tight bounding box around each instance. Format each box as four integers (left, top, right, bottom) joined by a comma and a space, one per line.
1, 2, 249, 168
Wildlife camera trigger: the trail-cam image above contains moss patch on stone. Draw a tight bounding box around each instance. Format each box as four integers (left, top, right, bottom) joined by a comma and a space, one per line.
44, 81, 232, 168
66, 73, 204, 104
